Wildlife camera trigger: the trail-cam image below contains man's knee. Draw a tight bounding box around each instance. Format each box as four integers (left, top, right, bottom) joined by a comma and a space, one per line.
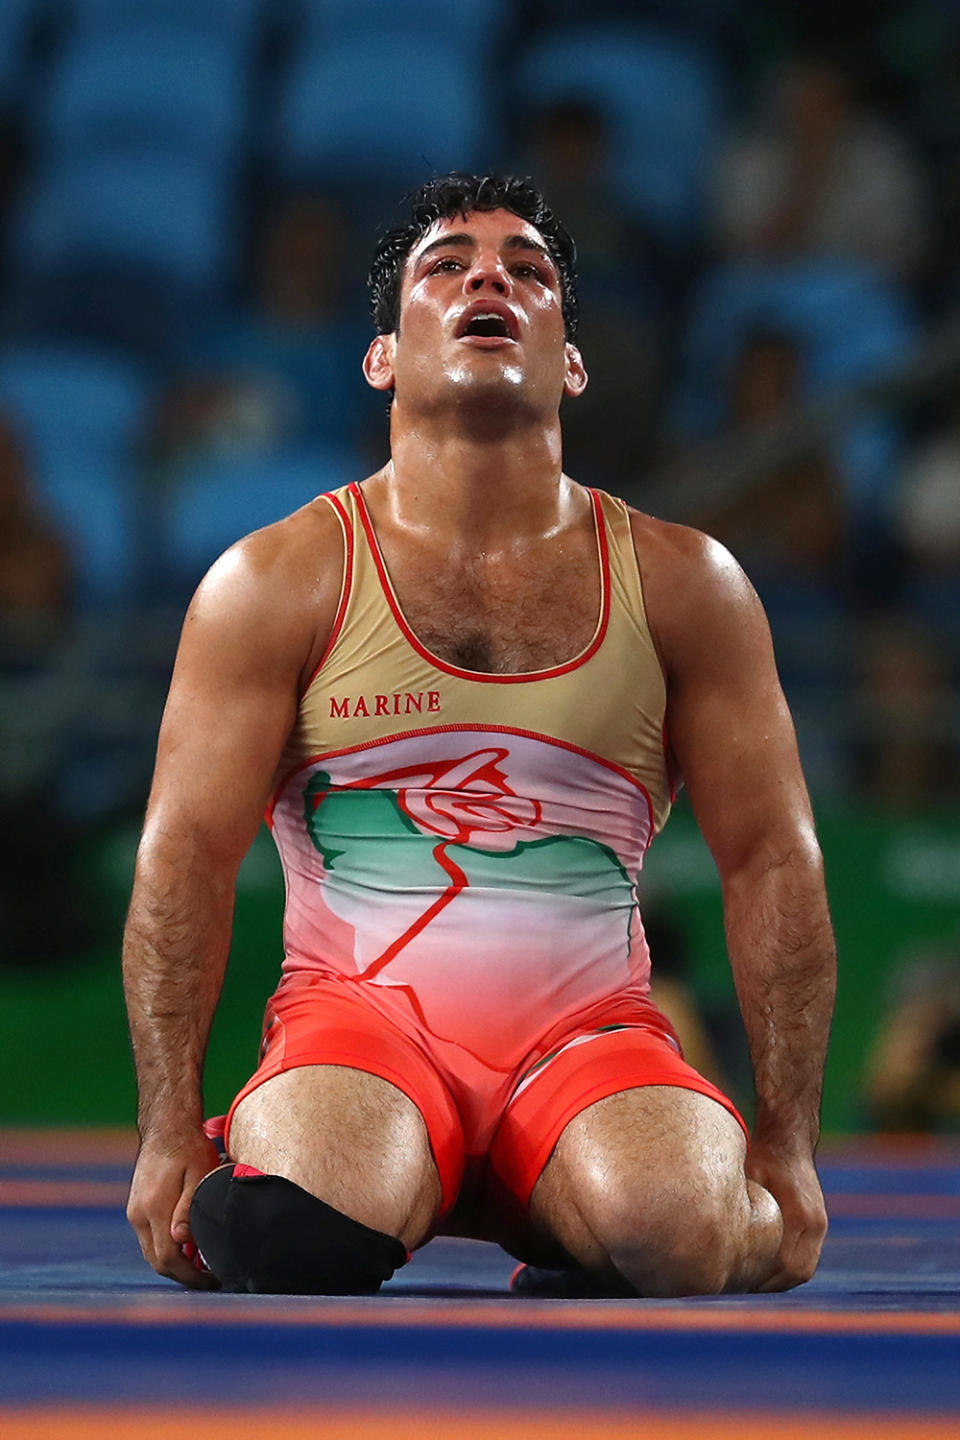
189, 1164, 409, 1295
596, 1186, 742, 1297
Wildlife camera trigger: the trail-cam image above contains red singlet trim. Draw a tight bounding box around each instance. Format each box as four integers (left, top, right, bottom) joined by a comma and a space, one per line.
350, 481, 611, 684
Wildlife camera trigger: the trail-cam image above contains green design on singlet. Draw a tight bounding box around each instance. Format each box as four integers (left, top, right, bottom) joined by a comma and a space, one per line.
302, 770, 636, 953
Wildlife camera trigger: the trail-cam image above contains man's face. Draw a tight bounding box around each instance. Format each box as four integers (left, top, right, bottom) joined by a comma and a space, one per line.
363, 208, 586, 417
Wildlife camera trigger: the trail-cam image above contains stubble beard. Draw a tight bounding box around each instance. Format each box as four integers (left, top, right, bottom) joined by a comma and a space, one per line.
421, 355, 552, 441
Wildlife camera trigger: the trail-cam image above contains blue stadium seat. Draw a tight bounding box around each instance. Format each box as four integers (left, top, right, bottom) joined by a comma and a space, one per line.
673, 259, 914, 518
522, 0, 751, 50
276, 36, 489, 187
0, 0, 37, 108
65, 0, 264, 51
0, 344, 153, 602
30, 454, 142, 603
6, 262, 201, 362
162, 444, 359, 588
675, 260, 912, 432
902, 573, 960, 641
37, 28, 246, 165
0, 343, 149, 460
517, 24, 721, 241
300, 0, 507, 48
11, 149, 233, 291
189, 309, 376, 450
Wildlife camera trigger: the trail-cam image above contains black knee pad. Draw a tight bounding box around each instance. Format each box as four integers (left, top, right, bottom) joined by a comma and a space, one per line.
189, 1164, 409, 1295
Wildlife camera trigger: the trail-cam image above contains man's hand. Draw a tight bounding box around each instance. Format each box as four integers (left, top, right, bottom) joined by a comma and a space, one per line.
127, 1130, 223, 1288
747, 1142, 828, 1292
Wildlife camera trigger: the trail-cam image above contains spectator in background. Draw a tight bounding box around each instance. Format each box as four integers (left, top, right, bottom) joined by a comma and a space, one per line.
897, 386, 960, 576
852, 617, 959, 808
865, 950, 960, 1131
903, 19, 960, 301
521, 100, 667, 309
0, 415, 71, 628
0, 414, 96, 965
520, 100, 665, 490
149, 193, 372, 466
690, 329, 844, 585
712, 57, 929, 279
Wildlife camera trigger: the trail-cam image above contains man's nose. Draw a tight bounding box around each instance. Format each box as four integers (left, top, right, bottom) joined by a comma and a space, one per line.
464, 258, 510, 295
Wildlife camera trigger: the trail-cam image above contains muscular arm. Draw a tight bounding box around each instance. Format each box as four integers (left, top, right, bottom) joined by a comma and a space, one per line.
635, 514, 836, 1289
123, 508, 340, 1284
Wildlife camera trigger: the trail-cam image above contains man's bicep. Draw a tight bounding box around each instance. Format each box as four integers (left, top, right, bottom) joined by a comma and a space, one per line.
149, 669, 295, 860
664, 563, 816, 880
144, 550, 307, 862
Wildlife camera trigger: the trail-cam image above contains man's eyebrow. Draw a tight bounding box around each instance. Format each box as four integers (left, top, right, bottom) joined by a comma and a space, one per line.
503, 234, 555, 267
413, 233, 475, 266
412, 231, 556, 269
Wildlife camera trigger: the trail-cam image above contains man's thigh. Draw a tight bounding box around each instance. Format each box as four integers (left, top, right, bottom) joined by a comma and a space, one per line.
484, 1021, 746, 1249
229, 1064, 443, 1250
529, 1082, 748, 1256
481, 1080, 750, 1268
524, 1083, 782, 1294
479, 1019, 774, 1289
219, 976, 466, 1244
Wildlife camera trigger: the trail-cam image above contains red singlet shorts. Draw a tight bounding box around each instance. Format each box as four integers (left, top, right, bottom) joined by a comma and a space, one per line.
223, 973, 747, 1227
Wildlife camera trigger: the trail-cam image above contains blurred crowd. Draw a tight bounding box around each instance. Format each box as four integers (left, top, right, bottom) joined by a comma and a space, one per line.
1, 0, 960, 862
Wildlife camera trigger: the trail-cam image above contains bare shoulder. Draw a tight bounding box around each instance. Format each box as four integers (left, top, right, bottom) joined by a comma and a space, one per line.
626, 505, 771, 677
182, 492, 347, 689
626, 506, 756, 608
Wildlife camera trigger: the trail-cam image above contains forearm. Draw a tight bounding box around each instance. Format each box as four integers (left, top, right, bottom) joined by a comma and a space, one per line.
724, 839, 836, 1154
122, 826, 237, 1139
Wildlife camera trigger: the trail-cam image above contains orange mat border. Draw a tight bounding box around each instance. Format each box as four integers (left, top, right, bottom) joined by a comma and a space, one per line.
1, 1408, 956, 1440
0, 1180, 130, 1206
3, 1299, 958, 1334
0, 1129, 138, 1164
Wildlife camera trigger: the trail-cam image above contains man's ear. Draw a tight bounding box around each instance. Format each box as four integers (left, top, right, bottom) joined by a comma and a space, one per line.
563, 343, 588, 398
363, 333, 396, 392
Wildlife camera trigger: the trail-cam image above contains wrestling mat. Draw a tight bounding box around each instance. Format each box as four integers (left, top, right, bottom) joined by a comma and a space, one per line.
0, 1129, 957, 1438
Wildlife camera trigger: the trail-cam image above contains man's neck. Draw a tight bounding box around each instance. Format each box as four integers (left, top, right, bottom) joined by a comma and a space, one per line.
375, 412, 579, 552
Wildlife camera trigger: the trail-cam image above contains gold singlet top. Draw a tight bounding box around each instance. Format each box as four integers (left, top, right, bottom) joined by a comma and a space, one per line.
266, 482, 674, 1071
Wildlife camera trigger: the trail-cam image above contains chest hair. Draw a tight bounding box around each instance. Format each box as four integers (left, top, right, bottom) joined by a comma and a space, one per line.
391, 545, 601, 673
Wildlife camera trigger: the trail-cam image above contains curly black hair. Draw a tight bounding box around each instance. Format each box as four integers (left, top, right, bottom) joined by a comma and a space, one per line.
368, 172, 579, 341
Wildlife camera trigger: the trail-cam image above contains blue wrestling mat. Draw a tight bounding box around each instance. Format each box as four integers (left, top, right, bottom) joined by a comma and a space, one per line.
0, 1130, 958, 1436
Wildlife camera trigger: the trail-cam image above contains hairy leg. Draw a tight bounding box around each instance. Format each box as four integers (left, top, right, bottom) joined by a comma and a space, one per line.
228, 1064, 442, 1250
528, 1085, 782, 1296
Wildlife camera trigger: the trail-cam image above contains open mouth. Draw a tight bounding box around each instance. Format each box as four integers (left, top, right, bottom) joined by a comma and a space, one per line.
463, 313, 513, 338
456, 305, 518, 342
